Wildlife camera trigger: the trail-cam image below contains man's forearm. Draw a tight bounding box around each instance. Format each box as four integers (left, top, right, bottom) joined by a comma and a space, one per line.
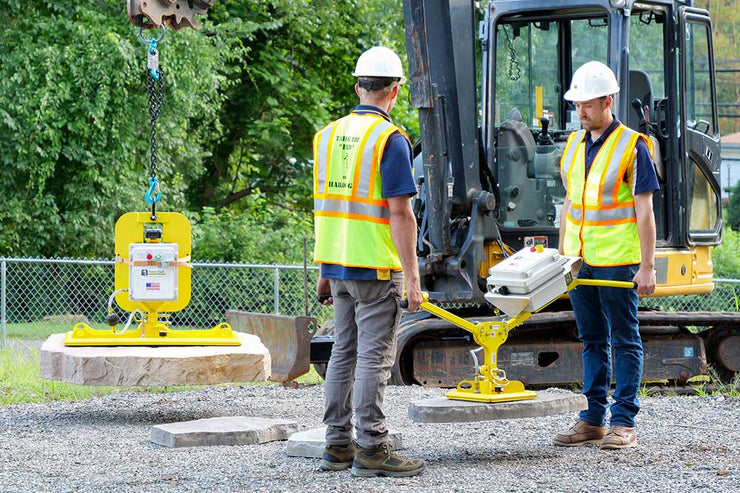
634, 193, 656, 269
389, 205, 420, 283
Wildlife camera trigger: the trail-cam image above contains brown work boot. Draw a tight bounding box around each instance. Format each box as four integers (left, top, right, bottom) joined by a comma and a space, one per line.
553, 420, 607, 446
350, 442, 425, 478
600, 426, 637, 450
319, 442, 355, 471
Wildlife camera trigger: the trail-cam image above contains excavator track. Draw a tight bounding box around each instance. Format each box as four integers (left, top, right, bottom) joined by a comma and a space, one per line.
387, 310, 740, 387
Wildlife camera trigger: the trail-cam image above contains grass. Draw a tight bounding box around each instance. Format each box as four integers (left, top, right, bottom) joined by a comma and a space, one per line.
0, 342, 325, 406
3, 322, 78, 340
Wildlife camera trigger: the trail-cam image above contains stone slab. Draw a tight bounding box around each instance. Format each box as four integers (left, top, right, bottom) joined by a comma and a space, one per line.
39, 332, 270, 387
409, 390, 587, 423
286, 426, 403, 458
151, 417, 299, 448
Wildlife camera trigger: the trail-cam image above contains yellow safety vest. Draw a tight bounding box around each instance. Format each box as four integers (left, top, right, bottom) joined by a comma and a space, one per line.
313, 111, 411, 270
560, 124, 652, 266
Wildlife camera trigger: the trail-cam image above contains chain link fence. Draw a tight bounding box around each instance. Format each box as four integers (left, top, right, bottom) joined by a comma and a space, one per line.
0, 258, 333, 347
1, 257, 738, 347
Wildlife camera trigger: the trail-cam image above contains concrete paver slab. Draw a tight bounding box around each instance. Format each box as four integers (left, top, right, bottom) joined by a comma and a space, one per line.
286, 426, 403, 458
151, 417, 299, 448
40, 332, 270, 386
409, 390, 587, 423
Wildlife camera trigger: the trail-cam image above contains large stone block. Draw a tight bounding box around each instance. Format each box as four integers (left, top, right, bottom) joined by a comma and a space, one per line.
286, 426, 403, 458
409, 390, 587, 423
152, 417, 299, 448
40, 332, 270, 387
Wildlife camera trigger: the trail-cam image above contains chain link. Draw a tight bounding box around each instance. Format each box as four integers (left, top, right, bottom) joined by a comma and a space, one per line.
146, 54, 165, 220
146, 66, 164, 180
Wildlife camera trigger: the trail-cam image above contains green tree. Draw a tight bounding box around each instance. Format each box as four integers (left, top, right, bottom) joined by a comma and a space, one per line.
0, 1, 233, 257
725, 182, 740, 231
192, 0, 416, 215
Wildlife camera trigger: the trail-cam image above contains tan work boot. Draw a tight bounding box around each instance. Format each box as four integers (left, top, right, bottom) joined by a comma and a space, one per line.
319, 442, 355, 471
553, 420, 607, 446
600, 426, 637, 450
350, 442, 425, 478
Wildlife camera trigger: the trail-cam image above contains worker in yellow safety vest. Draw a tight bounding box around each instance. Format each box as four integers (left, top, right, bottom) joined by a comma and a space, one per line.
553, 61, 659, 451
313, 46, 424, 478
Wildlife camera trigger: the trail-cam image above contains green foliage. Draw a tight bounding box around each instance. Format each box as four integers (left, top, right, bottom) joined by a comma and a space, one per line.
0, 1, 233, 258
725, 183, 740, 232
0, 0, 417, 259
194, 0, 415, 213
192, 203, 313, 264
713, 222, 740, 278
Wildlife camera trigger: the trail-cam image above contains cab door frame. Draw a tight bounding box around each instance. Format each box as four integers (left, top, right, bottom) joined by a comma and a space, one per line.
678, 6, 722, 245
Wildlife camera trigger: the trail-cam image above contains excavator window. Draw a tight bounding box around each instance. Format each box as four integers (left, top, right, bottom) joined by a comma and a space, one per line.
492, 14, 608, 230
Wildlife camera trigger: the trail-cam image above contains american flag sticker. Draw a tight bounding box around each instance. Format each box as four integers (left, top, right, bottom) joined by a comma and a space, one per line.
146, 282, 160, 290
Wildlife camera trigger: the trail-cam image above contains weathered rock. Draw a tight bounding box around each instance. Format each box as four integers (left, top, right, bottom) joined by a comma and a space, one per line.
39, 332, 270, 387
286, 426, 403, 458
152, 417, 299, 448
409, 390, 587, 423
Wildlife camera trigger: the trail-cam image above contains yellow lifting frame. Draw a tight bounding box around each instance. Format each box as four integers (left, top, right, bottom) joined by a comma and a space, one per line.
64, 212, 240, 346
414, 278, 636, 403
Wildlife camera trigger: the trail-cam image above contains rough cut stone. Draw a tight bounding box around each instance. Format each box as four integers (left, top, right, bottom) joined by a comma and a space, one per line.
151, 417, 299, 448
39, 332, 270, 387
286, 426, 403, 458
409, 390, 587, 423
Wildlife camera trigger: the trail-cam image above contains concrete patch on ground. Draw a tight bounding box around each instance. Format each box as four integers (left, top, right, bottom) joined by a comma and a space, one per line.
39, 332, 270, 386
151, 417, 300, 448
286, 426, 403, 458
409, 389, 587, 423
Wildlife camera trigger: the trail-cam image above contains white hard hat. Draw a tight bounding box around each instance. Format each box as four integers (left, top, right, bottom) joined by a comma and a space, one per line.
352, 46, 407, 84
563, 61, 620, 101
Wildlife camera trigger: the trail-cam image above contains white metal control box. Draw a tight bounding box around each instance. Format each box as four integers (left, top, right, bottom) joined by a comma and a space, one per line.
128, 243, 179, 301
485, 247, 582, 318
486, 247, 567, 294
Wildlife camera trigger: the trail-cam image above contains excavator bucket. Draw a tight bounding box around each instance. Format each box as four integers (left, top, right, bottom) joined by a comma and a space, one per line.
225, 311, 316, 383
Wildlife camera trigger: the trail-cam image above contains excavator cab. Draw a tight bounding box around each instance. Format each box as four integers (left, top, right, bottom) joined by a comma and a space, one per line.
485, 1, 722, 266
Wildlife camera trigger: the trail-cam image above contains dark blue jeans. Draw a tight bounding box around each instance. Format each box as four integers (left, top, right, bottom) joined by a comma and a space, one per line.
570, 263, 642, 428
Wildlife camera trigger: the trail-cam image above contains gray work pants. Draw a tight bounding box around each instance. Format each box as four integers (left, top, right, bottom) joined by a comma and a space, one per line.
323, 271, 404, 449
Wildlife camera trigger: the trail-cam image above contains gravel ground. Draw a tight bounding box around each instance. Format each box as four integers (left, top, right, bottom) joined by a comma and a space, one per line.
0, 384, 738, 492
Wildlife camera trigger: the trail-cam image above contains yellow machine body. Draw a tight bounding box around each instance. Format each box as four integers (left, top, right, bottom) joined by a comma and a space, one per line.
64, 211, 240, 346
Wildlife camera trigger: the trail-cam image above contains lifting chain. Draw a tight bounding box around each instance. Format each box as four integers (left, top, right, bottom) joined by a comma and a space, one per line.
139, 27, 166, 220
504, 25, 521, 82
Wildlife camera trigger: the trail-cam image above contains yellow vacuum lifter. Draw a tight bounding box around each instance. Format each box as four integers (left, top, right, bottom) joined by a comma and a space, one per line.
408, 246, 635, 404
65, 212, 240, 346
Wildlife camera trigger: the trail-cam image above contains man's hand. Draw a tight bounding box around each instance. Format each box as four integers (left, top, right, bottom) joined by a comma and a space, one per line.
633, 266, 656, 296
316, 269, 333, 306
404, 278, 423, 313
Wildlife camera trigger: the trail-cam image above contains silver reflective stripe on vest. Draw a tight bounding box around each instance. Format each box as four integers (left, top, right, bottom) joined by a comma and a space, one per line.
356, 120, 395, 198
569, 207, 583, 221
315, 122, 337, 194
598, 126, 636, 206
314, 198, 390, 220
585, 206, 636, 223
561, 130, 585, 187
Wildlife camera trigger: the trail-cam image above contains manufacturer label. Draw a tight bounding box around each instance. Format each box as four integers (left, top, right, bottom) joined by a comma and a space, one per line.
524, 236, 548, 248
510, 352, 535, 367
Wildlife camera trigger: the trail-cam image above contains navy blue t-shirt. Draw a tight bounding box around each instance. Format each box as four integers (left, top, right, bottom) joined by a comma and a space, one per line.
583, 116, 660, 195
321, 105, 417, 281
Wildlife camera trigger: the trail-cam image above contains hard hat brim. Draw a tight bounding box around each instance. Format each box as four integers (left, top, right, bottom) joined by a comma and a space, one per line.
563, 86, 619, 102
